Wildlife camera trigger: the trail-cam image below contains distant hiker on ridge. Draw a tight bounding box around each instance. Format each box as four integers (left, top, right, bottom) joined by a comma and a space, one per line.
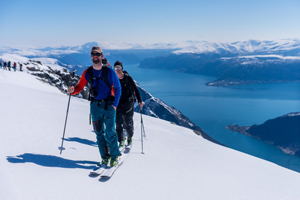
67, 46, 122, 167
3, 62, 7, 70
8, 61, 11, 71
13, 62, 17, 72
114, 60, 144, 148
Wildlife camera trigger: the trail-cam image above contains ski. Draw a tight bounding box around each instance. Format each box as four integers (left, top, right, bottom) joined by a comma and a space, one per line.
100, 153, 128, 178
124, 143, 132, 153
119, 146, 125, 152
125, 143, 132, 149
90, 144, 126, 176
89, 164, 106, 176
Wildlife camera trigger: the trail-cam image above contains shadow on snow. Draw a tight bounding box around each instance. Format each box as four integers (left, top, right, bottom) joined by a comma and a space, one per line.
7, 153, 98, 169
64, 137, 97, 147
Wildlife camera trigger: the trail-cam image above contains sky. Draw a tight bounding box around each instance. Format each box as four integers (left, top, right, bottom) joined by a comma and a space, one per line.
0, 0, 300, 47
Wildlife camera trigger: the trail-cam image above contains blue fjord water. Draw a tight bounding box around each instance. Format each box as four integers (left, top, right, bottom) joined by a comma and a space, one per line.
124, 64, 300, 173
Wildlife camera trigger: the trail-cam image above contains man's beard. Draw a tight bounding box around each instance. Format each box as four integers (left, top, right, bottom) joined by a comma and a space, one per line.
92, 57, 101, 64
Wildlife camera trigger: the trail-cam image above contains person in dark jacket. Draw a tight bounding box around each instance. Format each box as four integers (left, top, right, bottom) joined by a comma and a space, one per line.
114, 61, 144, 148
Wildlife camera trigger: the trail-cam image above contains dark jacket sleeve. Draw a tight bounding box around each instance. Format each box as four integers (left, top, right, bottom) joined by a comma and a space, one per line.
128, 76, 142, 103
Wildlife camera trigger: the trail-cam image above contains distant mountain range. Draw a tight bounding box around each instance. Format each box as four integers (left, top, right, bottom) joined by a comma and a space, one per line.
226, 112, 300, 156
138, 39, 300, 86
1, 39, 300, 85
0, 41, 176, 74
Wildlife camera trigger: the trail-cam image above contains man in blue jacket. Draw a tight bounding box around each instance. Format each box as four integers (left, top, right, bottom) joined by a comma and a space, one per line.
68, 46, 121, 167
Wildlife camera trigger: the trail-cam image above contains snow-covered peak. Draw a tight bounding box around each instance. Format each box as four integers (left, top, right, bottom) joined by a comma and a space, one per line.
172, 39, 300, 55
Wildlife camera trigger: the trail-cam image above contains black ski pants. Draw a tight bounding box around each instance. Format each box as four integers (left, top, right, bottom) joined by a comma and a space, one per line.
116, 101, 134, 142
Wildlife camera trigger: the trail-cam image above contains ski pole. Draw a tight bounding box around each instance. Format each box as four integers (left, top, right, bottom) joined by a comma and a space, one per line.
140, 110, 144, 154
59, 70, 76, 154
59, 94, 71, 154
140, 108, 146, 154
140, 109, 146, 138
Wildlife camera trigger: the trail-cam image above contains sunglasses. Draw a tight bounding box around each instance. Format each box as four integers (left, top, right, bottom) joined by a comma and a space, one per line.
114, 66, 122, 70
91, 52, 103, 57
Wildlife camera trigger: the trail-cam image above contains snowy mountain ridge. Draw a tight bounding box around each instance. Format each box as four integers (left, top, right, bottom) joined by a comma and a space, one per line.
0, 54, 77, 92
0, 54, 71, 72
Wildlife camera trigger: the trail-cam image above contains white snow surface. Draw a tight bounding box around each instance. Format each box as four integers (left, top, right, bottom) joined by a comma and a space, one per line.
1, 70, 300, 200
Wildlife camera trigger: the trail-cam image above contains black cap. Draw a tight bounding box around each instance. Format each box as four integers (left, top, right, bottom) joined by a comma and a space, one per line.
114, 60, 123, 69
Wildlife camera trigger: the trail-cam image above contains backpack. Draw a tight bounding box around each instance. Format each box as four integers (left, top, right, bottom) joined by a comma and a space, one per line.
122, 71, 136, 102
87, 66, 115, 102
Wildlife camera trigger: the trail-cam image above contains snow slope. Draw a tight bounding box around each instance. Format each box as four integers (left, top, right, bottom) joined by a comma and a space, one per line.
1, 69, 300, 200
